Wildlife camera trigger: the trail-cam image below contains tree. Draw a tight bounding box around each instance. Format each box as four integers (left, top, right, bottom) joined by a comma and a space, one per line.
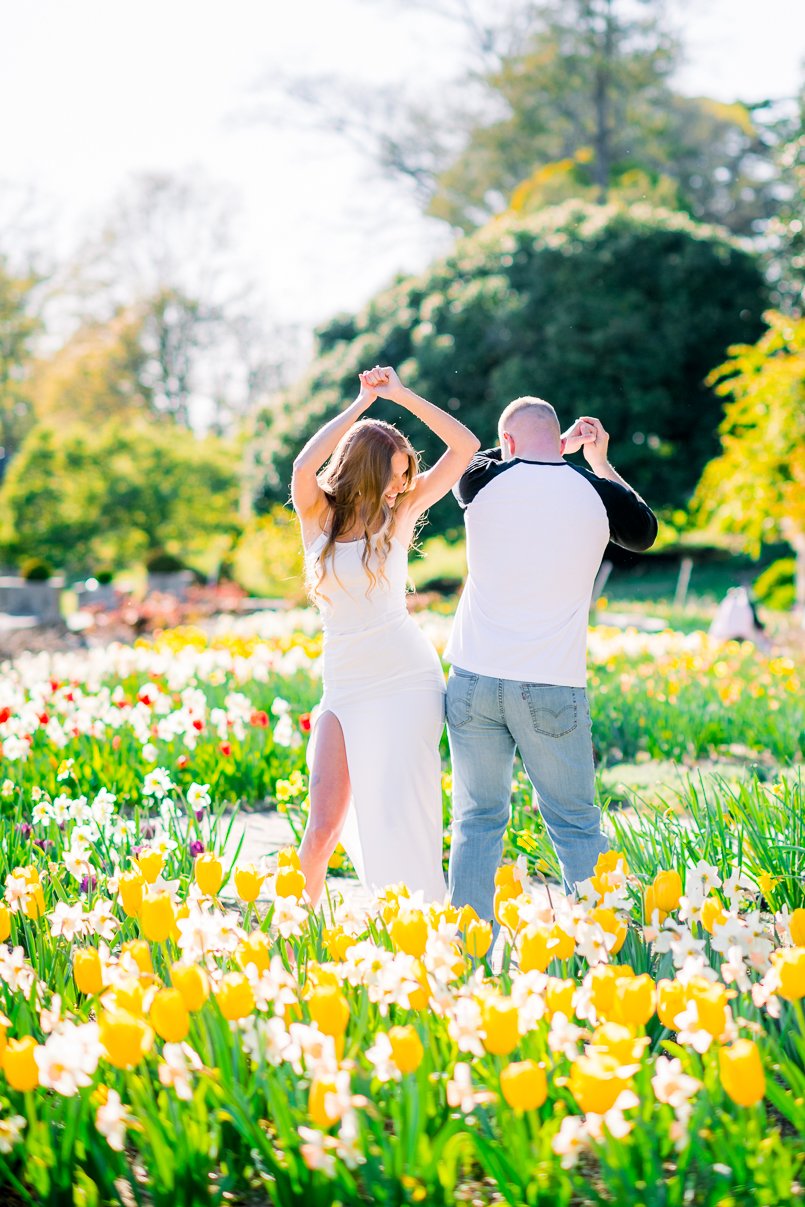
267, 0, 784, 236
29, 311, 151, 428
256, 201, 766, 534
0, 419, 241, 574
765, 86, 805, 316
692, 312, 805, 613
0, 260, 41, 473
62, 172, 293, 434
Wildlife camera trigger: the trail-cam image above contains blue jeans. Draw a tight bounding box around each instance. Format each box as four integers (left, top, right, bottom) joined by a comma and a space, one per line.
446, 668, 609, 923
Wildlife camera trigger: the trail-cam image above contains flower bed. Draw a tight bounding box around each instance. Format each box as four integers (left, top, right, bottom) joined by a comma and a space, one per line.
0, 619, 802, 1203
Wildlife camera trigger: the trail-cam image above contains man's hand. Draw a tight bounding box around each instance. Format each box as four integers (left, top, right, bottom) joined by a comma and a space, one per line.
560, 418, 597, 456
576, 416, 610, 472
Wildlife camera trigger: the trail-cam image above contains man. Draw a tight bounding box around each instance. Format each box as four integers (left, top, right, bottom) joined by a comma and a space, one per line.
444, 397, 658, 922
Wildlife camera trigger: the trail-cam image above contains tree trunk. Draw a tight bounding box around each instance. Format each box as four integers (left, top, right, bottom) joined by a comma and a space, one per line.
592, 0, 614, 204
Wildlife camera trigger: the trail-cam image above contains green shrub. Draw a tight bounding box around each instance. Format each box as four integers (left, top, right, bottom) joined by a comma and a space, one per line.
258, 202, 766, 535
146, 551, 186, 574
754, 557, 796, 611
19, 557, 53, 581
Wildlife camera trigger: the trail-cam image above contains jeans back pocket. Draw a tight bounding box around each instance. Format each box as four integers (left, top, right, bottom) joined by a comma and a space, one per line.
521, 683, 579, 737
446, 668, 479, 729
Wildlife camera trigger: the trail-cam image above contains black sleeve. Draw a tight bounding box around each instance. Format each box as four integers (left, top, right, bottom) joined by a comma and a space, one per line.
570, 464, 658, 552
453, 447, 506, 509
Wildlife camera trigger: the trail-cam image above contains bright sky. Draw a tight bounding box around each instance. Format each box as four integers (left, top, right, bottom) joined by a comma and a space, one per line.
2, 0, 804, 334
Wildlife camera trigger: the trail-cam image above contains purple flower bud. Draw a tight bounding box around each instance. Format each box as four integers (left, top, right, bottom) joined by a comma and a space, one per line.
195, 809, 204, 822
16, 823, 32, 838
189, 840, 205, 857
80, 875, 97, 894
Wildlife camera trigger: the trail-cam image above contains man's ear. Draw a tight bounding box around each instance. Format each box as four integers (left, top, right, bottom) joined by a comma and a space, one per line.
502, 431, 515, 456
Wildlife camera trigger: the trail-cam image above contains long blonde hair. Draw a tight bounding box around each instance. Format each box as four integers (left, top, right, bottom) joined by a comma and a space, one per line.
310, 419, 419, 599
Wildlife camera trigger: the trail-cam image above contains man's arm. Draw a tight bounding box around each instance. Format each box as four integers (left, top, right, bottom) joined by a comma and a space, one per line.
452, 447, 504, 509
573, 416, 658, 551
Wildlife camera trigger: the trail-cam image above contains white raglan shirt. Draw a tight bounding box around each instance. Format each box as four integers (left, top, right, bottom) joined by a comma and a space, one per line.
444, 450, 658, 687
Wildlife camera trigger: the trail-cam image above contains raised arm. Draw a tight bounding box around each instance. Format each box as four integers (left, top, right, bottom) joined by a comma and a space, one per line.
363, 366, 480, 521
291, 377, 377, 522
573, 415, 658, 551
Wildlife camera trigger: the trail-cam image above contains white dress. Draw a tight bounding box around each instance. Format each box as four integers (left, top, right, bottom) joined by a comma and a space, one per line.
305, 532, 447, 901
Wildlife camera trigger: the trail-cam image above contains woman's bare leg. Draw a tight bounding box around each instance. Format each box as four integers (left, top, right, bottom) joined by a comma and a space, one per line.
299, 711, 351, 907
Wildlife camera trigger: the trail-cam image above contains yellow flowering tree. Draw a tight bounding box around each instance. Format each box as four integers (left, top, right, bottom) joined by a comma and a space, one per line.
693, 312, 805, 612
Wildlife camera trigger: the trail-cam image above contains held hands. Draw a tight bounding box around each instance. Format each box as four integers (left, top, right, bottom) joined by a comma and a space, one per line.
358, 365, 406, 405
561, 416, 610, 470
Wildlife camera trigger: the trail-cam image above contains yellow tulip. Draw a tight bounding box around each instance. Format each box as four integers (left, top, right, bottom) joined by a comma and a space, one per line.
657, 978, 686, 1030
390, 910, 429, 958
644, 884, 667, 924
545, 977, 575, 1019
687, 977, 731, 1040
20, 867, 45, 920
215, 972, 256, 1021
594, 850, 629, 878
308, 1076, 339, 1129
139, 891, 176, 944
790, 909, 805, 948
719, 1038, 765, 1107
457, 903, 480, 930
494, 864, 522, 889
550, 924, 575, 962
73, 947, 104, 996
107, 975, 146, 1017
388, 1025, 424, 1075
609, 973, 656, 1028
277, 846, 302, 870
500, 1060, 548, 1111
463, 919, 493, 960
588, 964, 634, 1022
772, 948, 805, 1001
194, 852, 223, 897
135, 849, 164, 884
569, 1052, 632, 1115
234, 863, 265, 903
652, 870, 683, 914
170, 962, 210, 1012
587, 907, 627, 954
118, 870, 145, 918
99, 1010, 154, 1070
518, 926, 553, 973
480, 996, 520, 1056
590, 1022, 649, 1066
150, 988, 190, 1043
494, 880, 523, 921
591, 850, 629, 898
701, 896, 727, 934
406, 961, 430, 1012
323, 926, 356, 962
274, 866, 306, 900
304, 962, 339, 990
237, 932, 271, 976
308, 985, 350, 1037
120, 939, 153, 976
3, 1036, 40, 1091
0, 904, 11, 943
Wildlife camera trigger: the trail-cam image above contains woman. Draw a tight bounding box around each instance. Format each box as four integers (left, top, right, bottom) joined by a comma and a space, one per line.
291, 365, 480, 906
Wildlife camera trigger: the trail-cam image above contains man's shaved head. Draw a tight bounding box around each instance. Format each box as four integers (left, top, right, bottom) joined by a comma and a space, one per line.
498, 397, 561, 443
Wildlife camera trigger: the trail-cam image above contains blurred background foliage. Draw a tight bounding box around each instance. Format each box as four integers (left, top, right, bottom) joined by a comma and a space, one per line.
0, 0, 802, 614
